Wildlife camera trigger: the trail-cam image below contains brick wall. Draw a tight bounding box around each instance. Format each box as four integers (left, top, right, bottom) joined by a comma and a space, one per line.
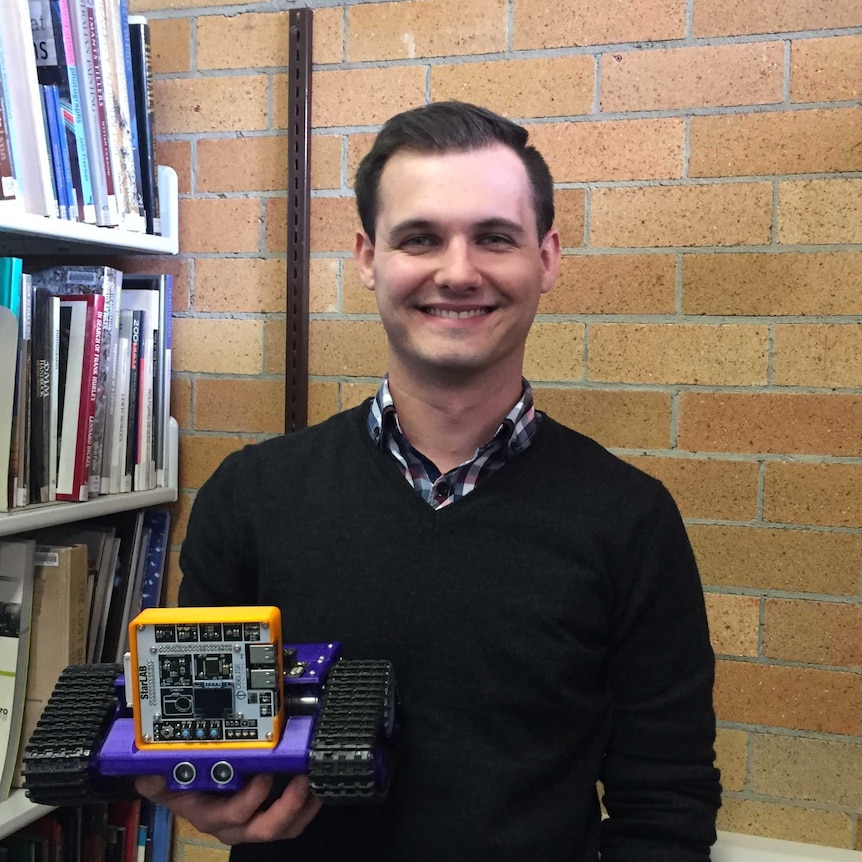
133, 0, 862, 855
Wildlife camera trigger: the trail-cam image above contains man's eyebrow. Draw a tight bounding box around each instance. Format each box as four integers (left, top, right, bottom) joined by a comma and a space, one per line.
386, 217, 528, 236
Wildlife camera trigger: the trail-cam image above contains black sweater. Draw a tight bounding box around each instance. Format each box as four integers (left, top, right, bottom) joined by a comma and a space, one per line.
179, 403, 721, 861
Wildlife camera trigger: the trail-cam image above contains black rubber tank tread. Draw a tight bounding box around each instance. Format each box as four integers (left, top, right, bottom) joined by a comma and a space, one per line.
23, 663, 134, 806
308, 659, 396, 803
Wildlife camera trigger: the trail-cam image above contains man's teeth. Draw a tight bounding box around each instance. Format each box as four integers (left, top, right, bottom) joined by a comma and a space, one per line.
425, 307, 489, 319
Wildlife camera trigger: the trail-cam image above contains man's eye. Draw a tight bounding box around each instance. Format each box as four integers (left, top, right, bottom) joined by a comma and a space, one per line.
479, 234, 512, 246
401, 236, 436, 249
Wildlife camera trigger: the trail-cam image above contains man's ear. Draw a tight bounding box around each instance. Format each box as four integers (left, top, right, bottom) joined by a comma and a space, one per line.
353, 231, 375, 290
538, 228, 561, 295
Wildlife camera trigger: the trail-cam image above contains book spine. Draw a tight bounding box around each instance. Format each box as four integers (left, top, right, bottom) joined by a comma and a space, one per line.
110, 310, 130, 495
87, 268, 115, 496
29, 289, 52, 503
69, 0, 116, 225
56, 0, 96, 223
13, 274, 32, 508
51, 83, 80, 221
75, 297, 104, 501
39, 85, 64, 218
100, 269, 121, 495
0, 60, 19, 204
127, 17, 159, 235
104, 0, 143, 232
124, 310, 140, 494
120, 0, 145, 224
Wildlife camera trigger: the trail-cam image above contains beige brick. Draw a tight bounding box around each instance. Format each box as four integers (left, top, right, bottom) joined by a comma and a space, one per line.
622, 457, 759, 521
765, 463, 862, 529
313, 6, 343, 65
308, 320, 388, 377
514, 0, 685, 49
178, 434, 247, 489
682, 252, 862, 316
264, 319, 284, 375
603, 43, 783, 112
752, 736, 862, 807
679, 393, 862, 456
341, 382, 379, 410
431, 57, 594, 119
149, 18, 191, 74
774, 324, 862, 388
272, 75, 289, 132
197, 136, 287, 193
155, 140, 191, 195
694, 0, 862, 36
194, 258, 285, 313
347, 0, 505, 61
714, 660, 860, 734
172, 318, 263, 374
153, 77, 268, 135
347, 133, 376, 190
310, 197, 359, 253
688, 525, 861, 596
195, 378, 285, 434
178, 198, 261, 254
705, 593, 760, 657
533, 389, 672, 450
542, 255, 676, 315
524, 323, 585, 382
343, 260, 378, 314
589, 324, 767, 386
554, 190, 586, 250
792, 36, 862, 103
717, 798, 855, 849
308, 381, 339, 426
690, 109, 862, 178
309, 258, 340, 313
163, 550, 181, 607
312, 135, 343, 190
765, 600, 862, 668
197, 12, 290, 70
313, 68, 425, 128
715, 728, 748, 793
171, 375, 191, 430
591, 184, 772, 248
527, 119, 684, 183
779, 180, 862, 245
265, 198, 287, 253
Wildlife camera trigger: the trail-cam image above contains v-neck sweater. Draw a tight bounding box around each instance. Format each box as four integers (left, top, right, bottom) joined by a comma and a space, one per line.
179, 402, 720, 862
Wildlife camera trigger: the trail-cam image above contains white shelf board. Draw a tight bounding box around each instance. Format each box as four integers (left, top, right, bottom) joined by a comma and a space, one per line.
0, 166, 178, 256
0, 789, 53, 841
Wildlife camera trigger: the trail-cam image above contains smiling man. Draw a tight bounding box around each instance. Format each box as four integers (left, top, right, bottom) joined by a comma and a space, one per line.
141, 102, 721, 861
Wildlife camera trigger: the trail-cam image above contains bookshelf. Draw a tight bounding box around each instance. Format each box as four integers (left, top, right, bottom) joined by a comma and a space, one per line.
0, 166, 178, 257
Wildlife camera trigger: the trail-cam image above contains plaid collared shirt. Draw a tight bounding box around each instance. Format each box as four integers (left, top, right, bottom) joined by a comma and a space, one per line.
367, 378, 541, 510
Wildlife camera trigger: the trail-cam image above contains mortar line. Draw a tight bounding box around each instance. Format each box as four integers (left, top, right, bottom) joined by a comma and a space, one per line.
783, 39, 793, 103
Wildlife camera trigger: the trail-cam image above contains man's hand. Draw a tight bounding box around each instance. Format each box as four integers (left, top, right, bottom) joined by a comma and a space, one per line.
135, 773, 323, 845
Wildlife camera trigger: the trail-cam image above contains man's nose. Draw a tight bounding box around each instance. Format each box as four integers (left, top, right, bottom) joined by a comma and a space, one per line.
433, 240, 482, 291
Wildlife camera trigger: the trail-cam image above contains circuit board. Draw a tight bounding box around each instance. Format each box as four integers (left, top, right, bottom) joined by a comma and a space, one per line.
128, 607, 284, 750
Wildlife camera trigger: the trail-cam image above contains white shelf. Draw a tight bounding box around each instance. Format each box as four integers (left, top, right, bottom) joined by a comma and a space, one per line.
0, 418, 179, 536
0, 790, 53, 841
0, 166, 178, 256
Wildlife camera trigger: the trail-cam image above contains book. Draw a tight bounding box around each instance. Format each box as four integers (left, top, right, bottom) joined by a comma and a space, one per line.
55, 294, 104, 502
18, 815, 63, 862
0, 0, 54, 216
30, 265, 121, 497
49, 84, 78, 222
12, 542, 88, 787
123, 275, 170, 487
38, 86, 62, 219
10, 274, 32, 509
140, 509, 170, 611
0, 539, 35, 801
119, 0, 145, 228
0, 306, 17, 514
29, 288, 60, 504
120, 288, 158, 491
90, 535, 119, 664
68, 0, 118, 226
96, 0, 142, 232
0, 69, 21, 211
127, 16, 159, 235
52, 0, 97, 223
109, 309, 132, 495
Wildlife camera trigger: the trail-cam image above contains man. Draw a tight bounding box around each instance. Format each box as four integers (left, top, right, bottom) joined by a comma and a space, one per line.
139, 102, 721, 860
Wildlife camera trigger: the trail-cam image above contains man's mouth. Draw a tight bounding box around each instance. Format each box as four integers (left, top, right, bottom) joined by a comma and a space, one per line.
422, 307, 492, 319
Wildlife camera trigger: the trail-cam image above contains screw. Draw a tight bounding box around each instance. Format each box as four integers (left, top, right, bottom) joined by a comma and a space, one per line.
143, 734, 152, 743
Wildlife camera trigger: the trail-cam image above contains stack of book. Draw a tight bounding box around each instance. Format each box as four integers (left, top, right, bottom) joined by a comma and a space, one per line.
0, 0, 160, 235
0, 263, 172, 509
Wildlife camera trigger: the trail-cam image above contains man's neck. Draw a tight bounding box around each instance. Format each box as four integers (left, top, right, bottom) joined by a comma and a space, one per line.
386, 369, 525, 474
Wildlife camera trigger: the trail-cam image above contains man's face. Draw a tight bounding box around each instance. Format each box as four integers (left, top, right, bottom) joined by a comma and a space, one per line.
354, 144, 561, 386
